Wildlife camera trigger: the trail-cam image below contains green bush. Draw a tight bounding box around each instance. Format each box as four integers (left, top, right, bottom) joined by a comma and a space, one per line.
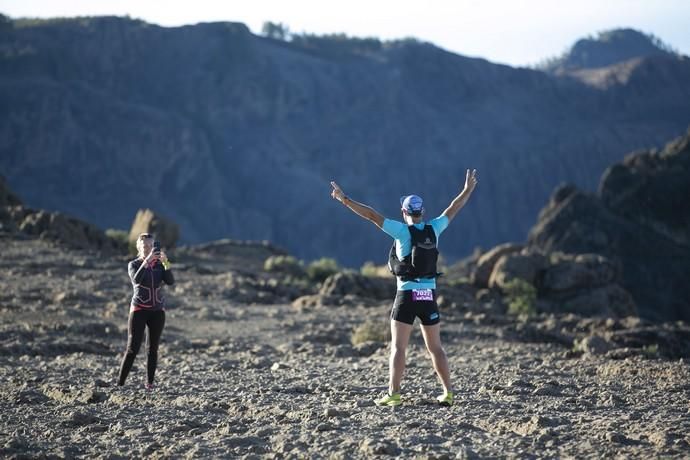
263, 255, 306, 277
105, 228, 127, 243
291, 33, 383, 57
503, 278, 537, 317
261, 21, 290, 40
306, 257, 340, 282
446, 277, 471, 287
360, 261, 378, 277
642, 343, 659, 357
351, 320, 390, 345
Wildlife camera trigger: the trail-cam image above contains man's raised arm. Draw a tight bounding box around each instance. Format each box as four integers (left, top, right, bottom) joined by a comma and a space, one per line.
441, 169, 478, 222
330, 181, 385, 229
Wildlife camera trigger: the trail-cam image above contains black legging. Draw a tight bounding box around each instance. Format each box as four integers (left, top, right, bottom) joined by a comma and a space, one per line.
118, 309, 166, 386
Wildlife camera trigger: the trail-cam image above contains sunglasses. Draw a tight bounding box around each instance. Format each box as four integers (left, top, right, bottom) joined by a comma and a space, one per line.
403, 209, 423, 216
138, 233, 153, 240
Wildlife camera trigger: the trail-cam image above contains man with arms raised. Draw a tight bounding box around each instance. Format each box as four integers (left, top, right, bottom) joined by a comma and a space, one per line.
330, 169, 478, 406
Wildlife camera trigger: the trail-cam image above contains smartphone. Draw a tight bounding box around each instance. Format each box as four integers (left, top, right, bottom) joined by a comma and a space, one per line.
153, 241, 161, 254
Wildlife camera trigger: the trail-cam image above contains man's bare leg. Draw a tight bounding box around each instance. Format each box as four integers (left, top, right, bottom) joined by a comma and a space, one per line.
420, 323, 452, 394
389, 320, 414, 393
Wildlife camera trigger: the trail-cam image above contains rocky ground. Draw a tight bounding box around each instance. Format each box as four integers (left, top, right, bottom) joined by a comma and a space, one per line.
1, 235, 690, 459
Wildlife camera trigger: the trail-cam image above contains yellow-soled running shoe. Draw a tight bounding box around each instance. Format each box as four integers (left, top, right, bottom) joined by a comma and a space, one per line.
437, 391, 453, 407
375, 392, 402, 407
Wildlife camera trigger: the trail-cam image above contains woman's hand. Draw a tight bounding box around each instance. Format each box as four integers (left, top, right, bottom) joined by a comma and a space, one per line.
144, 248, 159, 263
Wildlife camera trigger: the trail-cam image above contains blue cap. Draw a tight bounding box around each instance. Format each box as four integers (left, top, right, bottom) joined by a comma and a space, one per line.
400, 195, 424, 215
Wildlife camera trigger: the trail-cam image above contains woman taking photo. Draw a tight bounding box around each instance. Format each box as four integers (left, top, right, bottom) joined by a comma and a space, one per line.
117, 233, 174, 389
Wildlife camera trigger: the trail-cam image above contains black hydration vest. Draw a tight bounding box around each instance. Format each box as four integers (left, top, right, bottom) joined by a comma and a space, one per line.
388, 224, 440, 281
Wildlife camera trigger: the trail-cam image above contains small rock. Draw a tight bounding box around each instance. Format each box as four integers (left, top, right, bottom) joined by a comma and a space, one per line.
65, 411, 99, 427
254, 427, 274, 438
359, 438, 400, 456
355, 398, 371, 407
604, 347, 638, 360
456, 446, 478, 459
533, 385, 562, 396
353, 340, 384, 356
316, 422, 334, 432
605, 431, 630, 444
270, 362, 289, 371
93, 379, 109, 388
574, 335, 613, 355
323, 408, 339, 417
648, 431, 672, 447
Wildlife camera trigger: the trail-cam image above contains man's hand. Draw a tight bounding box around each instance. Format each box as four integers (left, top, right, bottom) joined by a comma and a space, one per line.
330, 180, 384, 228
464, 169, 478, 193
330, 181, 347, 203
441, 168, 478, 221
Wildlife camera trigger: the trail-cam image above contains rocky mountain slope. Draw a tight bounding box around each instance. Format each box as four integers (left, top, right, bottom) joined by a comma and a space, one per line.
2, 16, 690, 268
451, 128, 690, 322
528, 128, 690, 321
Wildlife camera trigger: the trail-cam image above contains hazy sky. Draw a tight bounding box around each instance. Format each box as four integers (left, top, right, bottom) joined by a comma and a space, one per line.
1, 0, 689, 66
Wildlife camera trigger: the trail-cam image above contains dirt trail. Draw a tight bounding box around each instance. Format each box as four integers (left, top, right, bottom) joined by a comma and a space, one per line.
1, 238, 689, 458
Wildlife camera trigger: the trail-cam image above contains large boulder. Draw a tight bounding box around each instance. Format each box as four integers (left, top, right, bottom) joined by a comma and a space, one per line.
541, 254, 618, 293
0, 176, 22, 233
471, 242, 524, 287
488, 252, 548, 291
560, 284, 637, 318
528, 188, 616, 254
0, 206, 14, 232
609, 324, 690, 359
18, 210, 117, 251
479, 236, 638, 317
534, 252, 636, 318
573, 334, 613, 355
0, 175, 22, 207
128, 209, 180, 249
319, 272, 394, 300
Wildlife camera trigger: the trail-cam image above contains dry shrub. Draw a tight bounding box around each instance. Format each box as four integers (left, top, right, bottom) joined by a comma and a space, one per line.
351, 320, 390, 345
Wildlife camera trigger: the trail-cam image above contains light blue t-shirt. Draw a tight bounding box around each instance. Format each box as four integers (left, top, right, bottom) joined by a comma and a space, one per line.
382, 215, 449, 290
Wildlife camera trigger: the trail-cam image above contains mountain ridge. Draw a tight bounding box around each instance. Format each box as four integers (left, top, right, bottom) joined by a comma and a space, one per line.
2, 16, 690, 265
541, 28, 679, 72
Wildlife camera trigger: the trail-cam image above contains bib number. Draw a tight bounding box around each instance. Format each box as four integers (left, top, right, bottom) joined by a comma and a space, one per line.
411, 289, 433, 302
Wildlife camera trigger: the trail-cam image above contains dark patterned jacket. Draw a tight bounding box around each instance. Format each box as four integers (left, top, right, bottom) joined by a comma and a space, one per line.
128, 258, 174, 311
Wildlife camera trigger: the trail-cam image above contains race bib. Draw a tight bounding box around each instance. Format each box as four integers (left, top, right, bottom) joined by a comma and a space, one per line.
411, 289, 433, 302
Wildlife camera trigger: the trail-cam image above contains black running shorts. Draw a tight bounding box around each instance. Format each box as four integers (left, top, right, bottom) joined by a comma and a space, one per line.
390, 289, 440, 326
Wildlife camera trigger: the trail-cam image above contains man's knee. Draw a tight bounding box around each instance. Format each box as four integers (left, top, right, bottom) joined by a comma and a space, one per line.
390, 344, 406, 358
427, 344, 445, 357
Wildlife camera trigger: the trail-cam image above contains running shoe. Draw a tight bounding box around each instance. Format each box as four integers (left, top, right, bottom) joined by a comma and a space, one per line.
145, 383, 155, 391
436, 391, 453, 407
375, 392, 401, 407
